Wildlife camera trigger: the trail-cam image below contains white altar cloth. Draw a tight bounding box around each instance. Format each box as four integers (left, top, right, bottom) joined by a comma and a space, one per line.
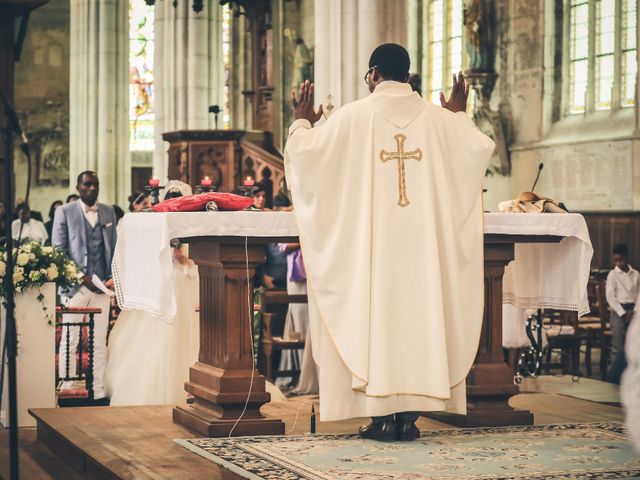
113, 211, 592, 325
491, 212, 593, 348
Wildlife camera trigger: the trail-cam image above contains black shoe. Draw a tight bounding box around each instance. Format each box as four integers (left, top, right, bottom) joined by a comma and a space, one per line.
396, 419, 420, 441
358, 417, 397, 442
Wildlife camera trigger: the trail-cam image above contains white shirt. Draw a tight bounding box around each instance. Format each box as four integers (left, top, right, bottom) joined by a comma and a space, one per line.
79, 199, 99, 228
606, 266, 640, 317
11, 218, 48, 244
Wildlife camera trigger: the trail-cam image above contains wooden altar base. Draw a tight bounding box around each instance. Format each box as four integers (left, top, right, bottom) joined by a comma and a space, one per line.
26, 393, 623, 479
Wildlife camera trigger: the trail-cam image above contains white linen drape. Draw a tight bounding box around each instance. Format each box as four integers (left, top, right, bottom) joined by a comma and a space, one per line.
153, 1, 224, 180
69, 0, 130, 206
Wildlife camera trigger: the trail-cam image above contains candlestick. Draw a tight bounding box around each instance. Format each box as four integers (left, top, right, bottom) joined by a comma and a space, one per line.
243, 176, 255, 187
201, 176, 213, 187
145, 181, 165, 206
195, 176, 217, 194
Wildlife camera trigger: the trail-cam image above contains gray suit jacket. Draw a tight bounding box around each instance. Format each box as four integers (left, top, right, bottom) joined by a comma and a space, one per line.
52, 201, 118, 290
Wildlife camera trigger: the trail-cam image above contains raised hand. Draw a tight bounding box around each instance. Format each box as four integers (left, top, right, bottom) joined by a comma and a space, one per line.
439, 71, 469, 113
292, 80, 324, 125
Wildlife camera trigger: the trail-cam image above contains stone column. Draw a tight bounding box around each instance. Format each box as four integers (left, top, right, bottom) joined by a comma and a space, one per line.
154, 0, 225, 181
69, 0, 129, 206
314, 0, 408, 110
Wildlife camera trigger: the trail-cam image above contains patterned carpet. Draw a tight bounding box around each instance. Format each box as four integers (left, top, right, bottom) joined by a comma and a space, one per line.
175, 422, 640, 480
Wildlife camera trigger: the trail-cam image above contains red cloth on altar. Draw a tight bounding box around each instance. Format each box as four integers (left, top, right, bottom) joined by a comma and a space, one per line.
151, 193, 253, 212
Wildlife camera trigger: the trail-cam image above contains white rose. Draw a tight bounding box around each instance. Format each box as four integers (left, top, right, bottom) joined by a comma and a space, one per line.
13, 269, 24, 284
16, 253, 29, 266
22, 244, 32, 253
42, 247, 53, 254
29, 253, 36, 261
29, 270, 41, 282
46, 264, 58, 281
0, 261, 5, 277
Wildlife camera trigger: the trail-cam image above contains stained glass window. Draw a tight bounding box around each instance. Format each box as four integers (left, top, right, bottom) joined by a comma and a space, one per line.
569, 0, 589, 113
222, 6, 231, 129
621, 0, 637, 107
129, 0, 155, 151
567, 0, 636, 115
427, 0, 463, 105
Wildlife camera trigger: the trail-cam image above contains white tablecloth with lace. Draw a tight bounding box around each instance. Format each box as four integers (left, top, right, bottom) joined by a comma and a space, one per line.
489, 212, 593, 348
113, 211, 592, 329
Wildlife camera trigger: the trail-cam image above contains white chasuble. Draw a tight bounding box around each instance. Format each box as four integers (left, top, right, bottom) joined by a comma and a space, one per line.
284, 81, 495, 421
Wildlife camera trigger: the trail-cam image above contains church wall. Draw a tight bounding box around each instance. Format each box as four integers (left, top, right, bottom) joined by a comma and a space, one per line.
13, 0, 70, 218
483, 0, 640, 213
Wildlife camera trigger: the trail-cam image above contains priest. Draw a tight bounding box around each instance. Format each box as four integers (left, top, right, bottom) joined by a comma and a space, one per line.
284, 43, 495, 442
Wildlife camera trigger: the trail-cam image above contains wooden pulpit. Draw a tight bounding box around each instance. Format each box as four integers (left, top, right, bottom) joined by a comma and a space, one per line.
173, 236, 294, 436
163, 130, 286, 208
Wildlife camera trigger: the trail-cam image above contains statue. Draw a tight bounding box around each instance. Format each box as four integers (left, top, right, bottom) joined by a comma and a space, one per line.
464, 0, 496, 73
285, 28, 313, 92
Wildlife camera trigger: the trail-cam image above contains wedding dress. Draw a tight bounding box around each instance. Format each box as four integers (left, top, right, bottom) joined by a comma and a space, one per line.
105, 255, 199, 405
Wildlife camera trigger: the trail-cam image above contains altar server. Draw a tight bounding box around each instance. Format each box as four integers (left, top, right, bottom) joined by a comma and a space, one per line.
606, 244, 639, 384
284, 44, 494, 441
53, 171, 117, 403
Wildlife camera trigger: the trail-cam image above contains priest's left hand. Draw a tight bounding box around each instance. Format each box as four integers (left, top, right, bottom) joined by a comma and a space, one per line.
292, 80, 324, 125
439, 71, 469, 113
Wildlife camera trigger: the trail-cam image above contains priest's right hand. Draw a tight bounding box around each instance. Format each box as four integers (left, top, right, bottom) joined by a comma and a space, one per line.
439, 71, 469, 113
292, 80, 324, 125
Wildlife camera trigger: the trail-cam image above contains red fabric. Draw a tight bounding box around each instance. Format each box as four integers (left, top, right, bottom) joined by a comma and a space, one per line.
152, 193, 253, 212
58, 389, 88, 399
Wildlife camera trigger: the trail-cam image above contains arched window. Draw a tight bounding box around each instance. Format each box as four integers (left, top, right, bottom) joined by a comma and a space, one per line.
566, 0, 636, 115
426, 0, 464, 104
129, 0, 155, 150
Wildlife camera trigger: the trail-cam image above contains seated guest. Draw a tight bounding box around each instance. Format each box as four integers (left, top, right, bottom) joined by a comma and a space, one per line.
12, 204, 48, 244
14, 198, 44, 222
44, 200, 63, 244
275, 242, 318, 394
252, 184, 271, 211
106, 181, 200, 405
606, 244, 638, 384
66, 193, 79, 203
128, 191, 151, 212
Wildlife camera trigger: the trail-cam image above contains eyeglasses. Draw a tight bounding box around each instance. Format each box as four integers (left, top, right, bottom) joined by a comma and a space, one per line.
364, 65, 377, 85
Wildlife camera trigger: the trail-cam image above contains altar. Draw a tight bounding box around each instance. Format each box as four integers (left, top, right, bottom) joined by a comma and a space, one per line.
112, 211, 593, 434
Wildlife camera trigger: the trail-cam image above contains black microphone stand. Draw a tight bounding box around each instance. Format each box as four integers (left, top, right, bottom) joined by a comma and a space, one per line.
1, 87, 21, 480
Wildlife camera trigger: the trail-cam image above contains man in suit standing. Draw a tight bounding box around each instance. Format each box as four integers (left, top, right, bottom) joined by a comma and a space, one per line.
53, 170, 118, 403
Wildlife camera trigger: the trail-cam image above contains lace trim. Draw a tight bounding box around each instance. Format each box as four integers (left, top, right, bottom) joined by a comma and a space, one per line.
502, 293, 590, 317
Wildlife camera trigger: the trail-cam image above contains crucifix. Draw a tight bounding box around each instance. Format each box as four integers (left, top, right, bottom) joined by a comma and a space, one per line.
379, 133, 423, 207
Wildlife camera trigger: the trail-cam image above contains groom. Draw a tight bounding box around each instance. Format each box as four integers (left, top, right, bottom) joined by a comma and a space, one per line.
53, 170, 118, 403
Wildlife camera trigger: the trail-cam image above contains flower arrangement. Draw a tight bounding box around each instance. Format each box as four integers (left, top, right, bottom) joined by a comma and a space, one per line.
0, 241, 83, 297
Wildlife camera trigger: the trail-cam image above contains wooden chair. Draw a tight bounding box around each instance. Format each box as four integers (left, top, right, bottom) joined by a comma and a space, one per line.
258, 289, 307, 382
542, 310, 581, 376
575, 279, 611, 379
56, 306, 102, 407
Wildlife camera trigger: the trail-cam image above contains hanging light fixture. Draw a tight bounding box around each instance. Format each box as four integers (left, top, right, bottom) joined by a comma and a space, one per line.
143, 0, 205, 13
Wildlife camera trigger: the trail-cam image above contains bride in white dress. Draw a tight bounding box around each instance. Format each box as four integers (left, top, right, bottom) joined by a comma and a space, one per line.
105, 182, 199, 405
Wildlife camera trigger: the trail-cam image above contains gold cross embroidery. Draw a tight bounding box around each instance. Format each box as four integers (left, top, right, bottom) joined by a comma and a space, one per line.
379, 133, 423, 207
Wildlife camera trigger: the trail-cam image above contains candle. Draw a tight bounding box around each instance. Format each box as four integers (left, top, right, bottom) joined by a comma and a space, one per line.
201, 176, 213, 187
149, 177, 160, 188
243, 176, 255, 186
